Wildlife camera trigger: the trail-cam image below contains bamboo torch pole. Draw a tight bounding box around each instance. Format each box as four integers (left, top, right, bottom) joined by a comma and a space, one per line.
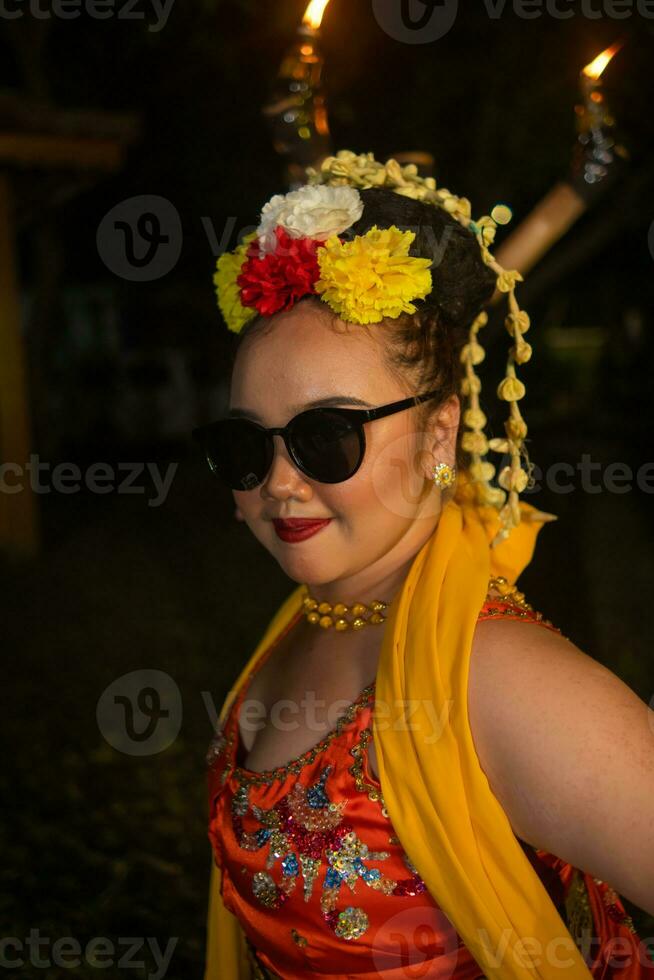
491, 41, 627, 302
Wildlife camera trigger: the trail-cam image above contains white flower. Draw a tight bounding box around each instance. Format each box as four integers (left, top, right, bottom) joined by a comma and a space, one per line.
256, 185, 363, 256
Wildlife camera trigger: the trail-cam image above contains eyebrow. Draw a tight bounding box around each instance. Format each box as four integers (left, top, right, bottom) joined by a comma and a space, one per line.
228, 395, 375, 422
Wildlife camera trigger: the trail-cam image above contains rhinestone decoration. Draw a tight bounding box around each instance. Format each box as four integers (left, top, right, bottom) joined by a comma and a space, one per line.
431, 461, 457, 489
349, 727, 387, 814
227, 762, 431, 941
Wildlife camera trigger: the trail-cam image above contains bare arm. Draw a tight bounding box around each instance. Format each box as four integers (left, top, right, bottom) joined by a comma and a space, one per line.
468, 617, 654, 916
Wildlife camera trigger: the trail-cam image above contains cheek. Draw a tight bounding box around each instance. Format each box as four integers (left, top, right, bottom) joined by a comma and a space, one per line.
357, 422, 428, 522
232, 489, 259, 518
326, 425, 426, 530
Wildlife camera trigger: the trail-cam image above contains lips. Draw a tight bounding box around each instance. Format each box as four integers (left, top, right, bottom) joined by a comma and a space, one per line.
272, 518, 332, 543
274, 518, 330, 527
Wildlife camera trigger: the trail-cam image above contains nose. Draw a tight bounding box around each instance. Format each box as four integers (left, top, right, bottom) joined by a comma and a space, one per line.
261, 435, 312, 501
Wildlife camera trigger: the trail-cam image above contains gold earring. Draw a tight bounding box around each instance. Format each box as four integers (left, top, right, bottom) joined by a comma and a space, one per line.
432, 462, 456, 489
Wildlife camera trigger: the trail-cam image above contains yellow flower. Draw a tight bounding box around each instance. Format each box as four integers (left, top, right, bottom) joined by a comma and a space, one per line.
469, 460, 495, 482
463, 407, 487, 429
512, 339, 532, 365
505, 416, 528, 441
213, 232, 258, 334
384, 158, 406, 186
315, 225, 432, 325
505, 310, 530, 335
475, 216, 497, 246
460, 375, 481, 396
460, 341, 485, 366
497, 376, 526, 402
498, 465, 529, 493
306, 149, 439, 204
461, 430, 489, 455
488, 437, 510, 454
437, 191, 458, 213
496, 268, 524, 293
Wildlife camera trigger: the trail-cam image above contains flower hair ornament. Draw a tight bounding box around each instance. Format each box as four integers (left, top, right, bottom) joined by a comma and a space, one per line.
213, 149, 555, 547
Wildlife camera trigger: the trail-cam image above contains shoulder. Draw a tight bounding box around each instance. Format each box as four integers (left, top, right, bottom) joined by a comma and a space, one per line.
468, 583, 654, 910
470, 579, 609, 718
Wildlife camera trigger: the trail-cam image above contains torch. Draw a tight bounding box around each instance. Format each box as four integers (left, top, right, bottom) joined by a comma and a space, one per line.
262, 0, 334, 190
491, 41, 628, 293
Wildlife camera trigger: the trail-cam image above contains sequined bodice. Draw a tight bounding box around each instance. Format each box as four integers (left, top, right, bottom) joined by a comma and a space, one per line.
208, 684, 489, 979
205, 592, 578, 980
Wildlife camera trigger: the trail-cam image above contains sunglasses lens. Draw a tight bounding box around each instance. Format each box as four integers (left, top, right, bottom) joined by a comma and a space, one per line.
199, 419, 271, 490
290, 410, 364, 483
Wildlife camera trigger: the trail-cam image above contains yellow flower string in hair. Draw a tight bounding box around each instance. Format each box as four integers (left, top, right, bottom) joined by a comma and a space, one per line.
459, 311, 507, 511
315, 225, 432, 325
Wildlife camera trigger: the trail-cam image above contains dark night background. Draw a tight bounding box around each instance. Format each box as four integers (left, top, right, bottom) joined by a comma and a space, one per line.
1, 2, 653, 976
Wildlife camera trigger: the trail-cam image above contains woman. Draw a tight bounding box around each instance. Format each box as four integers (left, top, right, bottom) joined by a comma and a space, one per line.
198, 151, 654, 979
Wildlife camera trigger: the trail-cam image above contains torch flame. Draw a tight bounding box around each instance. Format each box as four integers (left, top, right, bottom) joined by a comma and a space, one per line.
302, 0, 331, 30
582, 41, 623, 80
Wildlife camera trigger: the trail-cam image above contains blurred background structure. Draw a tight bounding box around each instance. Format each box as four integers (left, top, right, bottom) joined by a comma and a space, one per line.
1, 2, 653, 976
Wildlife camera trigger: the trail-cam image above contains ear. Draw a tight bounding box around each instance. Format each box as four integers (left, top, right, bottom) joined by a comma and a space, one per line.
420, 394, 460, 480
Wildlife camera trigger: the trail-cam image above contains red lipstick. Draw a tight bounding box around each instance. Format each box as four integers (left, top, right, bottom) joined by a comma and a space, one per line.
272, 518, 332, 543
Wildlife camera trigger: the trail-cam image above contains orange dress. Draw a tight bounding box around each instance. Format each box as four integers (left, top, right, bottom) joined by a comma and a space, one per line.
207, 594, 652, 980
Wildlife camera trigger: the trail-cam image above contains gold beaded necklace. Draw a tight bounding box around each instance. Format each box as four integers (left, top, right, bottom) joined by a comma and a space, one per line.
301, 588, 388, 631
302, 577, 533, 633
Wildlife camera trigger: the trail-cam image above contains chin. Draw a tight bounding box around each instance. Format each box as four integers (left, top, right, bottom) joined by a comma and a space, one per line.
266, 540, 341, 585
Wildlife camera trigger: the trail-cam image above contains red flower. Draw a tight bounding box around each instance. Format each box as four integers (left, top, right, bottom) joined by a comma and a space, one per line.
236, 226, 322, 316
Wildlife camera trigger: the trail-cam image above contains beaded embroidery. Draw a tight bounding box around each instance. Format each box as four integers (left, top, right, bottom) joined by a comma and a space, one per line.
229, 762, 426, 942
228, 684, 376, 787
565, 869, 594, 953
593, 877, 638, 934
349, 726, 388, 818
482, 575, 560, 631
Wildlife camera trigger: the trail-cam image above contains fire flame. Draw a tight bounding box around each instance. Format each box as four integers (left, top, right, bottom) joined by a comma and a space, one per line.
582, 41, 623, 80
302, 0, 331, 30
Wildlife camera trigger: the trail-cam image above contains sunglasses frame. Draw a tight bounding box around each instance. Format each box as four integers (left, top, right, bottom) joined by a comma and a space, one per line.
192, 388, 442, 490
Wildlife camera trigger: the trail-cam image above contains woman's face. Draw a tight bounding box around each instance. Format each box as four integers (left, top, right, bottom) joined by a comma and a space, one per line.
229, 298, 459, 588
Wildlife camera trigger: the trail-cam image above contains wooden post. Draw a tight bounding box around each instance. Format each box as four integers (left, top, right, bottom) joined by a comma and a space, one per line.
0, 169, 39, 557
490, 183, 587, 306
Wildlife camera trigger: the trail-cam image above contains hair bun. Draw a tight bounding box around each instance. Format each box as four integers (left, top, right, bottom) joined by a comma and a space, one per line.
346, 188, 497, 329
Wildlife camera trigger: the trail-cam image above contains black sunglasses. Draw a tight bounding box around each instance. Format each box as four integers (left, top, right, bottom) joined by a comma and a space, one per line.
192, 390, 440, 490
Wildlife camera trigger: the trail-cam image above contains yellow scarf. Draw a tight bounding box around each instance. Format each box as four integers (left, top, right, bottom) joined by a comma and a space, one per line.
204, 496, 594, 979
